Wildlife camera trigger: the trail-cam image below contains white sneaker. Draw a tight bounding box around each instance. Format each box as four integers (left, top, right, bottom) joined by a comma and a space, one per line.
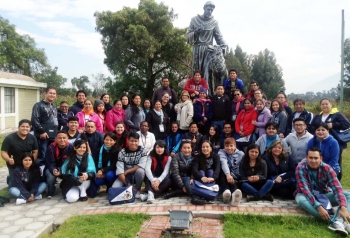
328, 221, 348, 236
343, 222, 350, 233
16, 198, 27, 205
135, 191, 141, 199
222, 189, 231, 203
147, 191, 155, 204
34, 195, 42, 200
231, 189, 242, 207
46, 196, 52, 199
140, 194, 148, 202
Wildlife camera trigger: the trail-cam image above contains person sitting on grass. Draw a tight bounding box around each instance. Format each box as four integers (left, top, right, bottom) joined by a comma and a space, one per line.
61, 140, 96, 203
95, 132, 119, 191
141, 140, 172, 204
164, 140, 194, 199
295, 148, 350, 236
239, 144, 274, 202
264, 140, 296, 199
112, 132, 148, 199
192, 141, 221, 203
9, 152, 47, 205
218, 138, 244, 206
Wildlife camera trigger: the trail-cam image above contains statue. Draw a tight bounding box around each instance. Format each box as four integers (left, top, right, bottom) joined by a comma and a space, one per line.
187, 1, 228, 95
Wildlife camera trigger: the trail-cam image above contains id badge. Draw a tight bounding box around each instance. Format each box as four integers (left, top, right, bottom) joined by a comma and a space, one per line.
159, 124, 165, 132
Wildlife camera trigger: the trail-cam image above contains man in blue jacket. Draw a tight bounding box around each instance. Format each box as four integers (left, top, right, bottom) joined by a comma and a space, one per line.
223, 69, 244, 100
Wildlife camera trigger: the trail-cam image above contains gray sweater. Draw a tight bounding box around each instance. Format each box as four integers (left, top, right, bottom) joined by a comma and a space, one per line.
218, 148, 244, 176
283, 131, 313, 164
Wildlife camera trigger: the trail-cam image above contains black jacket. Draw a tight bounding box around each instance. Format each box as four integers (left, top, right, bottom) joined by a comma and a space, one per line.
171, 153, 194, 188
31, 100, 57, 137
11, 166, 41, 199
286, 109, 313, 134
192, 153, 220, 181
146, 110, 169, 140
210, 95, 231, 121
70, 101, 84, 115
263, 155, 295, 181
85, 131, 104, 165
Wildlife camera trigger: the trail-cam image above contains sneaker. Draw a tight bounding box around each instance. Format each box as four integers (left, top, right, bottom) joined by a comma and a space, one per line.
140, 194, 148, 202
263, 193, 274, 202
246, 194, 260, 202
135, 191, 141, 199
343, 222, 350, 233
222, 189, 231, 203
231, 189, 242, 207
328, 221, 348, 236
34, 195, 42, 200
46, 196, 52, 199
147, 191, 155, 204
16, 198, 27, 205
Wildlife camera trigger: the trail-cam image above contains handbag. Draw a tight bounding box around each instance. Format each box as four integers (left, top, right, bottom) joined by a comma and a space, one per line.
191, 180, 219, 200
108, 186, 135, 205
331, 128, 350, 143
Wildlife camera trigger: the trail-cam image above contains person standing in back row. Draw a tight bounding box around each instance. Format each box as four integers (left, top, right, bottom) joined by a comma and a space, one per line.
152, 77, 178, 106
223, 69, 244, 100
211, 85, 231, 136
70, 90, 87, 115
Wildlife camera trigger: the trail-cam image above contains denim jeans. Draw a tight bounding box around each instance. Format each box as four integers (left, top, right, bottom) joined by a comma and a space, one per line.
242, 180, 274, 197
199, 170, 214, 178
36, 138, 55, 166
45, 169, 59, 197
95, 171, 117, 187
9, 182, 47, 198
211, 121, 225, 136
7, 168, 15, 187
295, 191, 350, 222
172, 176, 192, 195
112, 168, 145, 190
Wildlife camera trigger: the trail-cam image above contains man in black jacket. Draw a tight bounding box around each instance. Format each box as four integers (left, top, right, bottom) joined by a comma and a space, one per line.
182, 122, 203, 155
84, 121, 104, 167
211, 85, 231, 136
70, 90, 86, 115
31, 86, 57, 166
286, 98, 313, 134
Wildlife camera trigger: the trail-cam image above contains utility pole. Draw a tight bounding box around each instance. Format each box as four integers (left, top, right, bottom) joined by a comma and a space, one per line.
340, 9, 345, 111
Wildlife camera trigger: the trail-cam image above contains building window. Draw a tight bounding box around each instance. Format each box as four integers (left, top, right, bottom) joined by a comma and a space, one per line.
4, 87, 15, 113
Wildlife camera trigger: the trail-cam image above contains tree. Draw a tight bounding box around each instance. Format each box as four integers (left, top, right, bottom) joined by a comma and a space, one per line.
34, 66, 69, 94
71, 75, 91, 95
0, 16, 48, 77
95, 0, 191, 98
90, 73, 110, 97
250, 49, 285, 99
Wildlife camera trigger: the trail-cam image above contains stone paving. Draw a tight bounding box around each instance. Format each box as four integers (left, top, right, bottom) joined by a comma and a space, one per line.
0, 165, 308, 238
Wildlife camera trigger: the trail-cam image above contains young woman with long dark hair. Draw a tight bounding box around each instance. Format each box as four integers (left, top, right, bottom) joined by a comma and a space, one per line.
125, 94, 145, 132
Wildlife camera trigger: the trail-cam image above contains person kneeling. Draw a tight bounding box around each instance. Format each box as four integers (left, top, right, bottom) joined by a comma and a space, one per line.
240, 144, 274, 202
141, 140, 172, 204
192, 141, 220, 204
9, 152, 47, 205
112, 132, 147, 199
295, 148, 350, 236
61, 140, 96, 203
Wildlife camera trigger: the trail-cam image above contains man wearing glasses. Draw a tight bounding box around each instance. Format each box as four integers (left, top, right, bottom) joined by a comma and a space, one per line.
245, 81, 260, 99
284, 118, 313, 165
152, 77, 178, 105
57, 101, 74, 131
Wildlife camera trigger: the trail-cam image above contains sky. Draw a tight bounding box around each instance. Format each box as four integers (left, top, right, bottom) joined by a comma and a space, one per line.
0, 0, 349, 94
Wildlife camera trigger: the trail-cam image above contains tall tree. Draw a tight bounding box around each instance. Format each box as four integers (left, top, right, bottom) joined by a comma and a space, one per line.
90, 73, 110, 97
95, 0, 191, 98
71, 75, 91, 95
250, 49, 285, 99
0, 16, 47, 77
35, 66, 67, 92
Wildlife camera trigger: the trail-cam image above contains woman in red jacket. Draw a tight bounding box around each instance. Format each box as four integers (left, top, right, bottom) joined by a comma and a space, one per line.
234, 98, 258, 150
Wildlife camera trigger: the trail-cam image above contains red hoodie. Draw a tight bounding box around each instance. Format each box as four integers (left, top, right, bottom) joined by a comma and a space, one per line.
235, 105, 258, 136
184, 78, 208, 94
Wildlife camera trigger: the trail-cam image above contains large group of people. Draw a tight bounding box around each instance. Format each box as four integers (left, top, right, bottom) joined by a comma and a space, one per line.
2, 70, 350, 235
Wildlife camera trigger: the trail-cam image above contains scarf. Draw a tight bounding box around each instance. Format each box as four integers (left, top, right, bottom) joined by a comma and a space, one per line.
82, 108, 94, 115
233, 96, 245, 115
98, 144, 111, 168
266, 134, 278, 149
196, 98, 211, 116
179, 152, 193, 166
153, 108, 164, 123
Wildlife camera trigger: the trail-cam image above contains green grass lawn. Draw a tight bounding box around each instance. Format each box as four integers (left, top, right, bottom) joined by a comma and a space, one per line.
223, 213, 340, 238
40, 213, 150, 238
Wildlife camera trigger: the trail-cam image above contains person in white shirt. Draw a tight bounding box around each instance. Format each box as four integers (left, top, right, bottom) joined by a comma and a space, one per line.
136, 121, 156, 155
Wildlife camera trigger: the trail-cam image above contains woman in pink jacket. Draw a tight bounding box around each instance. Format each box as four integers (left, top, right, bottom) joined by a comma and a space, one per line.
105, 99, 125, 132
76, 99, 103, 132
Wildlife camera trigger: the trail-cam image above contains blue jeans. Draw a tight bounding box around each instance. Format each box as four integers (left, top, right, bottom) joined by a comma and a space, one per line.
112, 168, 145, 191
7, 168, 15, 187
173, 176, 192, 195
95, 171, 117, 187
295, 191, 350, 222
37, 138, 54, 166
45, 169, 59, 197
242, 180, 274, 197
9, 182, 47, 199
211, 121, 225, 136
199, 170, 214, 178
